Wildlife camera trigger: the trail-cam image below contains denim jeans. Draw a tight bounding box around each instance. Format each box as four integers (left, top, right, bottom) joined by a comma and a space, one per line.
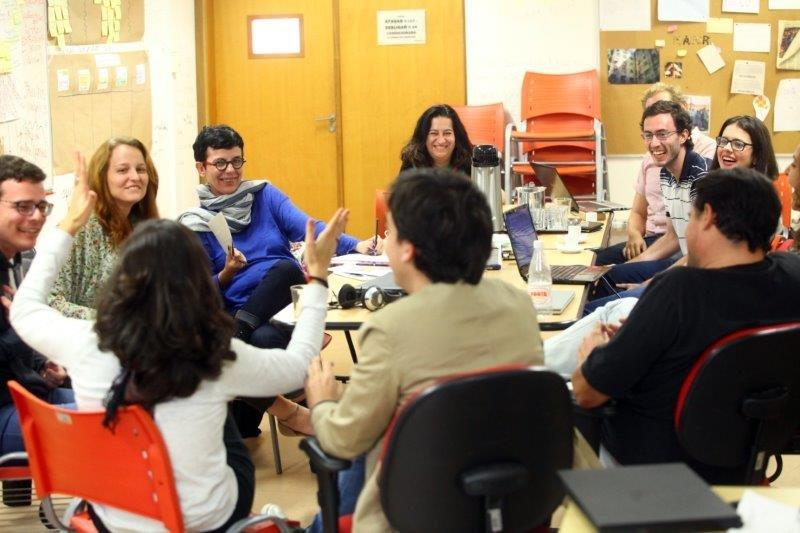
0, 388, 75, 455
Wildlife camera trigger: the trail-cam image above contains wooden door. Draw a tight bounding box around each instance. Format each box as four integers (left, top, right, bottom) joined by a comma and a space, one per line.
204, 0, 340, 220
339, 0, 466, 236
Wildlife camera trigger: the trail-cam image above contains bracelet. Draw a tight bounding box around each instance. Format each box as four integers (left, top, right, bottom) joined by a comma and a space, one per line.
306, 275, 329, 288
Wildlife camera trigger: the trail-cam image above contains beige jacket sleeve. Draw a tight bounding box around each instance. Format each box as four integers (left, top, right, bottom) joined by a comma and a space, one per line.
311, 321, 401, 459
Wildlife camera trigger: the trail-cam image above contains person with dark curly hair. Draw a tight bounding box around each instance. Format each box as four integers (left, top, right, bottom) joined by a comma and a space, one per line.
399, 104, 474, 175
10, 153, 348, 531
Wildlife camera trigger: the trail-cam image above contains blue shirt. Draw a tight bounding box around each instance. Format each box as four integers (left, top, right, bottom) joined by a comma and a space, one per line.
195, 183, 358, 311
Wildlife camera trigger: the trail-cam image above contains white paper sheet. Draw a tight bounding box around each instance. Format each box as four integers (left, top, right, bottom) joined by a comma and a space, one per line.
329, 253, 390, 266
733, 23, 772, 53
730, 490, 800, 532
769, 0, 800, 8
774, 78, 800, 131
722, 0, 759, 14
599, 0, 651, 31
657, 0, 709, 22
730, 60, 766, 95
697, 45, 726, 73
208, 212, 233, 252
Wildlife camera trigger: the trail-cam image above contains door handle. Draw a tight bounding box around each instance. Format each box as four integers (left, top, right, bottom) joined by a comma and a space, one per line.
314, 113, 336, 133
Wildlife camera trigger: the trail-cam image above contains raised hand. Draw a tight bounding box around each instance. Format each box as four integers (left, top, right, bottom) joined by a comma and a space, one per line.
59, 152, 97, 236
304, 208, 349, 280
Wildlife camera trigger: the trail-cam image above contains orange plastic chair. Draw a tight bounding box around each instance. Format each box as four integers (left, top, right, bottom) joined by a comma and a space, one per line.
8, 381, 183, 532
775, 173, 792, 230
452, 103, 509, 153
505, 70, 607, 198
375, 189, 389, 238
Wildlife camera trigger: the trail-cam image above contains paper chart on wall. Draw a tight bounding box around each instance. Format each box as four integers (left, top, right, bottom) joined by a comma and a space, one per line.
777, 21, 800, 70
657, 0, 709, 22
730, 60, 765, 95
722, 0, 759, 14
733, 23, 772, 53
774, 78, 800, 131
599, 0, 651, 31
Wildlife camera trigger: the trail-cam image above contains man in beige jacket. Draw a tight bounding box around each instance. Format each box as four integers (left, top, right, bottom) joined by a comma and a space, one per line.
304, 168, 544, 532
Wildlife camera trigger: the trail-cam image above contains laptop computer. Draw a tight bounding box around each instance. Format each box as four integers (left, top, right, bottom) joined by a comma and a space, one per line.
503, 204, 609, 285
558, 463, 742, 532
530, 162, 628, 213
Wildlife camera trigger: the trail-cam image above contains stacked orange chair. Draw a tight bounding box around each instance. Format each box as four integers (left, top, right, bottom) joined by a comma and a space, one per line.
504, 70, 608, 198
452, 103, 509, 153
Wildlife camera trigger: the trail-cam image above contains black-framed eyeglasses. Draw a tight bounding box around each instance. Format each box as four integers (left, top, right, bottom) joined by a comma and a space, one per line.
0, 200, 53, 216
207, 157, 246, 171
641, 130, 678, 142
716, 136, 752, 152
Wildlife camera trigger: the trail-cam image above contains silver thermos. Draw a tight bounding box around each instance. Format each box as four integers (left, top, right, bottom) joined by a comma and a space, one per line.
471, 145, 504, 231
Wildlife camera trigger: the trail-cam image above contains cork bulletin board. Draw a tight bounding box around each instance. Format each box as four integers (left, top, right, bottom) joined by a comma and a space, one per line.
600, 0, 800, 154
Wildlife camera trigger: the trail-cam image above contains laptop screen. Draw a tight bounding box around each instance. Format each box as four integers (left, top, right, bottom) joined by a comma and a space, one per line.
503, 205, 537, 277
530, 163, 580, 213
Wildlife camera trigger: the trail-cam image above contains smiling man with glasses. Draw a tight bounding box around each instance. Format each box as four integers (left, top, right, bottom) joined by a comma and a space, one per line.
0, 155, 74, 502
585, 100, 711, 314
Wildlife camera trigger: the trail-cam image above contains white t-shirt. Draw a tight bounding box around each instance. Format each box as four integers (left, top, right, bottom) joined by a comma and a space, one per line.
10, 229, 327, 532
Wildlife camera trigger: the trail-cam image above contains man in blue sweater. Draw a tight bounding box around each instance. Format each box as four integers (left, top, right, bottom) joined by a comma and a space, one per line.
179, 124, 377, 436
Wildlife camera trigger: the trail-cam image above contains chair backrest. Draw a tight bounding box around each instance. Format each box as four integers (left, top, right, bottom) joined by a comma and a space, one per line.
378, 366, 573, 532
8, 381, 184, 532
452, 103, 508, 152
774, 173, 792, 229
374, 189, 389, 239
674, 322, 800, 484
520, 70, 600, 125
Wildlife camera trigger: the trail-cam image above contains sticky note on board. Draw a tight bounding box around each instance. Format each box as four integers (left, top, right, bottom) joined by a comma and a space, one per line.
101, 6, 108, 20
101, 20, 108, 36
77, 69, 91, 92
56, 68, 69, 91
113, 19, 120, 32
47, 7, 56, 37
97, 68, 109, 90
63, 18, 72, 34
114, 5, 121, 19
135, 63, 146, 85
655, 39, 666, 47
676, 49, 688, 57
56, 34, 65, 48
12, 9, 21, 25
707, 17, 733, 34
0, 59, 11, 74
667, 24, 678, 32
114, 65, 127, 86
697, 44, 726, 74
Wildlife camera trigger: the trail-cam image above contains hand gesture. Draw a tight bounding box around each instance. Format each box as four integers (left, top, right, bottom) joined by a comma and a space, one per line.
305, 356, 342, 408
0, 285, 13, 315
218, 246, 247, 287
577, 323, 611, 364
59, 152, 97, 236
623, 233, 647, 260
356, 236, 384, 256
304, 208, 349, 280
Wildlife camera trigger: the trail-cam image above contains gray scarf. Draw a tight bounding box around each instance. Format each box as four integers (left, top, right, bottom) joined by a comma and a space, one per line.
177, 180, 268, 233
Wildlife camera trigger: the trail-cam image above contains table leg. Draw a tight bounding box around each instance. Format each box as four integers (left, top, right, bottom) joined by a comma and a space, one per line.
344, 330, 358, 364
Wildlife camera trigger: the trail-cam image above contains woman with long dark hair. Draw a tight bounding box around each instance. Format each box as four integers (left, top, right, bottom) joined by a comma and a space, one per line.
399, 104, 473, 175
710, 115, 779, 180
11, 154, 347, 531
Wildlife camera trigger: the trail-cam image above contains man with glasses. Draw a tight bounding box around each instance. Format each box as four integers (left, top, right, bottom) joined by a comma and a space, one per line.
179, 124, 377, 437
0, 155, 73, 502
594, 84, 715, 265
584, 101, 711, 314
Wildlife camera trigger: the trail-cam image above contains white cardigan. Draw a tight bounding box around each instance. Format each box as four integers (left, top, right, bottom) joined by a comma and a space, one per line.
11, 228, 327, 532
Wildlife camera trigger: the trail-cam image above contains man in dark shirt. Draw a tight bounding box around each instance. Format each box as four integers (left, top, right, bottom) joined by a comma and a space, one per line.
0, 156, 73, 459
572, 167, 800, 478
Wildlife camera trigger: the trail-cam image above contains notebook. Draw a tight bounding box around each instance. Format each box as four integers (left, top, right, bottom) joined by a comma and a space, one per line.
503, 205, 609, 285
558, 463, 743, 532
530, 162, 628, 214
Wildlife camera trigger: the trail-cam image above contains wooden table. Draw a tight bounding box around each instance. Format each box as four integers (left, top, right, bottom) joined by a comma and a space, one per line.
272, 216, 612, 359
558, 486, 800, 532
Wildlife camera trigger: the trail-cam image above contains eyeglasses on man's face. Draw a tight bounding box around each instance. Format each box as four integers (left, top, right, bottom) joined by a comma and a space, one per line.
641, 130, 678, 142
715, 136, 752, 152
206, 157, 246, 171
0, 200, 54, 216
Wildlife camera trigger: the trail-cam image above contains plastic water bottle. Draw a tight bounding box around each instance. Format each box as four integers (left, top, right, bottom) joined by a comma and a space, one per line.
528, 240, 552, 313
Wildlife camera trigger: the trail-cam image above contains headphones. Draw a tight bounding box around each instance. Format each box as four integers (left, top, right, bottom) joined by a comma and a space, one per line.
337, 284, 404, 311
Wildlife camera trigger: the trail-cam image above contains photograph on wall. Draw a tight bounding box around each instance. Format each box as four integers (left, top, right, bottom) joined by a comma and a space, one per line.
664, 61, 683, 78
685, 94, 711, 134
777, 20, 800, 70
607, 48, 660, 84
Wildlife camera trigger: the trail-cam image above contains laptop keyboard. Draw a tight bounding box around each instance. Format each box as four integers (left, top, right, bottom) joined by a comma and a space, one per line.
552, 265, 585, 281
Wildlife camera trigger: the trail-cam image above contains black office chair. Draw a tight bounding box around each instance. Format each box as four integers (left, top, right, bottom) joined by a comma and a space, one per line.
674, 321, 800, 485
301, 365, 574, 533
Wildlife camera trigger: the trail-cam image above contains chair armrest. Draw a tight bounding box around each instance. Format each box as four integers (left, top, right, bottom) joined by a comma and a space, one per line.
300, 437, 352, 473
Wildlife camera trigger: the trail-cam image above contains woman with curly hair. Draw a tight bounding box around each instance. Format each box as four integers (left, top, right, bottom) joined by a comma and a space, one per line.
399, 104, 473, 175
48, 137, 159, 319
11, 153, 347, 531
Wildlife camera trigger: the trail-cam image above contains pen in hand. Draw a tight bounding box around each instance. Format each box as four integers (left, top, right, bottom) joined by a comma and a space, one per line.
371, 219, 378, 255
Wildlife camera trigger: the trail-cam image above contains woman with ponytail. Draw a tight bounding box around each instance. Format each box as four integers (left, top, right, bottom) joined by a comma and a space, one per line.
10, 153, 348, 531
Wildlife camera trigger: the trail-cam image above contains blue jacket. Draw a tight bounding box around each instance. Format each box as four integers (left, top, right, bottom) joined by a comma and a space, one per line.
196, 183, 358, 311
